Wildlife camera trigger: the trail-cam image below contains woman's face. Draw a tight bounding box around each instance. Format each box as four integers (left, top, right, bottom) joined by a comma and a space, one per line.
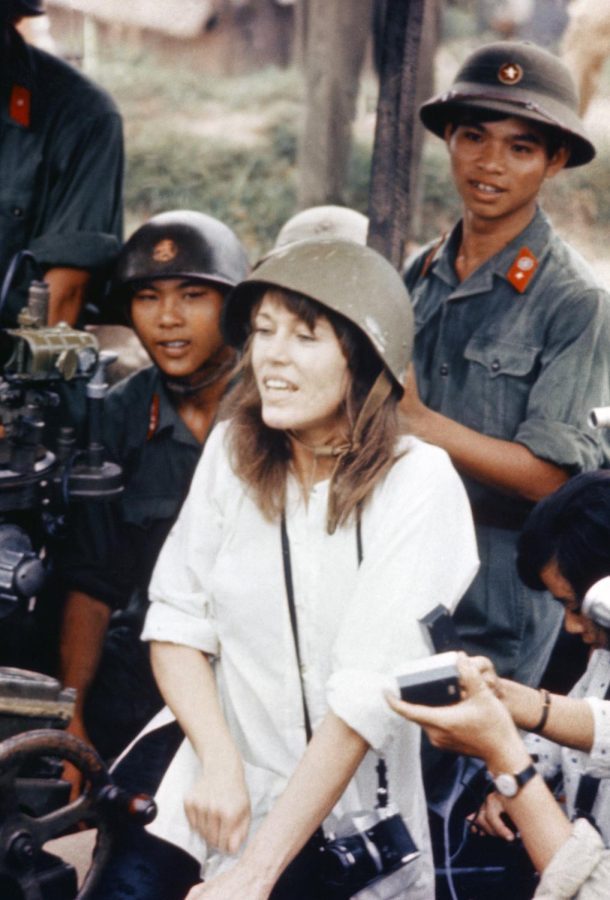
250, 291, 350, 445
540, 558, 609, 651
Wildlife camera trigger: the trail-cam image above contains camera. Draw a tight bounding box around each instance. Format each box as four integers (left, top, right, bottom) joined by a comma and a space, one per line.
396, 650, 461, 706
319, 804, 419, 899
582, 576, 610, 628
588, 407, 610, 428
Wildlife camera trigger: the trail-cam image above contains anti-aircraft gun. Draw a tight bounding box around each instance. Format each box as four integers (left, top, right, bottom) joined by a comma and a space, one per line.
0, 280, 155, 898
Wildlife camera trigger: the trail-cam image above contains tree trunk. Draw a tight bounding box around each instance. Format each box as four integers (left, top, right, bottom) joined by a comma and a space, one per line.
296, 0, 373, 208
367, 0, 431, 268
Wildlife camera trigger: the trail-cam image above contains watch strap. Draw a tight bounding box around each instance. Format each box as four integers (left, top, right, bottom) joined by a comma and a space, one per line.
493, 762, 538, 797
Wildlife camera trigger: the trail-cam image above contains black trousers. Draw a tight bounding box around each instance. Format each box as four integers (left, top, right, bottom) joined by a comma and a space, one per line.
89, 825, 328, 900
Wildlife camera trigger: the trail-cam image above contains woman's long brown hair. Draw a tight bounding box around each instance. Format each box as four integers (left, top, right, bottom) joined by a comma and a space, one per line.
221, 288, 404, 532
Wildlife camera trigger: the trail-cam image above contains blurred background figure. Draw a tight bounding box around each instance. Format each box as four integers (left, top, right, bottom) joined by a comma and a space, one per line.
0, 0, 123, 327
561, 0, 610, 115
476, 0, 570, 47
274, 204, 369, 248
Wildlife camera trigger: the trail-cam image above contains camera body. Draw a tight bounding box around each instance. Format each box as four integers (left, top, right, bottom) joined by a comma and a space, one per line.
396, 650, 461, 706
319, 803, 419, 898
582, 576, 610, 628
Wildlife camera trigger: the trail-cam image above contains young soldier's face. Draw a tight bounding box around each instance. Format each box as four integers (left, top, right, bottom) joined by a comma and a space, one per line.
444, 116, 568, 228
130, 278, 226, 379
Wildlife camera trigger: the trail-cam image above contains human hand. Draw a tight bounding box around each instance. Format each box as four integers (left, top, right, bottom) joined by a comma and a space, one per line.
467, 792, 516, 842
185, 751, 251, 855
386, 654, 518, 761
62, 714, 92, 802
469, 655, 503, 697
398, 363, 426, 426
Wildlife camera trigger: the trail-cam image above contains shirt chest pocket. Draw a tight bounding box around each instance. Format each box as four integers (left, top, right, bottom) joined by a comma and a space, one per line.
0, 130, 41, 247
462, 338, 541, 438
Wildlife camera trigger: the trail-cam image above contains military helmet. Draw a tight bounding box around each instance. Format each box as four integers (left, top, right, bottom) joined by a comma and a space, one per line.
275, 206, 369, 249
420, 41, 594, 167
115, 210, 249, 296
223, 238, 413, 394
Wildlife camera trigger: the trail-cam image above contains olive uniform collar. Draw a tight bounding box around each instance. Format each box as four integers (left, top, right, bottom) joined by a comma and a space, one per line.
426, 207, 552, 300
1, 26, 38, 130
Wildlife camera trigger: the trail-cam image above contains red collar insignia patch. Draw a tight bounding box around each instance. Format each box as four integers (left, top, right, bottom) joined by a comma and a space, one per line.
147, 393, 161, 440
507, 247, 538, 293
9, 85, 31, 127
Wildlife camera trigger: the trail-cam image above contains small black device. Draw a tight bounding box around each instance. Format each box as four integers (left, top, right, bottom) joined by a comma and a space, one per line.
319, 803, 420, 899
419, 603, 463, 653
396, 651, 461, 706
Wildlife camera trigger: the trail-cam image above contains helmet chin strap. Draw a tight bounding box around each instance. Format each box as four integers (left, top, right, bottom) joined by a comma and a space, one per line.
289, 370, 394, 533
288, 370, 394, 458
163, 353, 235, 396
331, 371, 393, 533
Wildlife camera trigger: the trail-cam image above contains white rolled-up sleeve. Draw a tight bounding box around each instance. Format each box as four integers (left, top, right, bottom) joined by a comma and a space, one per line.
141, 423, 228, 654
327, 441, 479, 749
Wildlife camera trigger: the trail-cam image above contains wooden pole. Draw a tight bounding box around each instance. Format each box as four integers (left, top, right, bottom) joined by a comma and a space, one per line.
367, 0, 427, 268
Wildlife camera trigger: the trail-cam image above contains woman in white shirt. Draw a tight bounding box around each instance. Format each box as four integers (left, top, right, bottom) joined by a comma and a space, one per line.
92, 238, 478, 900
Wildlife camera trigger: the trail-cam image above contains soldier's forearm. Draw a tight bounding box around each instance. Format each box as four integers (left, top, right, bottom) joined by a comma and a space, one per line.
59, 590, 112, 713
44, 267, 90, 326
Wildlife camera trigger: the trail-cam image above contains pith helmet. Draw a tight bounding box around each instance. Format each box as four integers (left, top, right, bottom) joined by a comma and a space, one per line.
420, 41, 594, 167
223, 238, 413, 393
275, 206, 369, 249
115, 210, 249, 295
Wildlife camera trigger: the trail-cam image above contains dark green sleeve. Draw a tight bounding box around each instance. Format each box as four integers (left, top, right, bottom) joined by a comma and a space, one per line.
28, 111, 124, 270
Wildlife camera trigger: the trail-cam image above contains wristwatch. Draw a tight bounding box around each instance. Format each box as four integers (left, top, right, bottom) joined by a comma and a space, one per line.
492, 762, 538, 798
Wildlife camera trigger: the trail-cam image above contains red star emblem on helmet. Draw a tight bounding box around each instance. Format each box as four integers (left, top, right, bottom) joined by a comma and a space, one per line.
498, 62, 523, 85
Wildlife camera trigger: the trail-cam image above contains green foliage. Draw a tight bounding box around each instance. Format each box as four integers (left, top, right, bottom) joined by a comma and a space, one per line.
95, 48, 610, 263
125, 120, 298, 260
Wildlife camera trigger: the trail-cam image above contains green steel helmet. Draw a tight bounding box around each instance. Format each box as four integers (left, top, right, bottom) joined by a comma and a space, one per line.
115, 210, 249, 297
223, 238, 413, 394
420, 40, 595, 167
275, 206, 369, 249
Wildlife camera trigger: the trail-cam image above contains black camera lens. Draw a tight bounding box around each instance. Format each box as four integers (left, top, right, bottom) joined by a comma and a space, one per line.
319, 835, 379, 890
368, 814, 418, 867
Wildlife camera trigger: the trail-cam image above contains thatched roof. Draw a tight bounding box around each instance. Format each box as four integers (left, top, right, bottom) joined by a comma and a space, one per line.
46, 0, 216, 39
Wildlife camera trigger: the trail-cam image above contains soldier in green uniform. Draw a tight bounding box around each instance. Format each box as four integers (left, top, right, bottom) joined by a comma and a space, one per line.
0, 0, 123, 326
401, 41, 610, 688
58, 211, 249, 787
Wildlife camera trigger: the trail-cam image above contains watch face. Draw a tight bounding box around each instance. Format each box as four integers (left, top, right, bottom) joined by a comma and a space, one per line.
494, 773, 518, 798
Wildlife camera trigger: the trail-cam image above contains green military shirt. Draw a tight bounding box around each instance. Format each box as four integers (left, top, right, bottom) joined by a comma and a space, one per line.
405, 207, 610, 684
0, 26, 123, 324
61, 366, 202, 613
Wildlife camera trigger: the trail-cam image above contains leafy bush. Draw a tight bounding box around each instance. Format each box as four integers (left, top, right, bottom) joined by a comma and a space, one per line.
96, 48, 610, 263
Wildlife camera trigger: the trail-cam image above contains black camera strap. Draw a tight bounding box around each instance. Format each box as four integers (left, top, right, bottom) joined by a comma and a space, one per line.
281, 510, 314, 742
280, 509, 389, 804
280, 508, 363, 743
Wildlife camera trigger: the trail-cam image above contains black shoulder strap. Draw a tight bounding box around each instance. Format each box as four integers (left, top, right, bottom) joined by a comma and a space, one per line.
281, 511, 314, 742
281, 509, 363, 742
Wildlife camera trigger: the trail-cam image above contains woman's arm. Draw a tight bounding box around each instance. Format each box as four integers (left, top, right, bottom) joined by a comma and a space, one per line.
150, 641, 251, 855
499, 677, 595, 752
186, 711, 368, 899
387, 656, 572, 874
